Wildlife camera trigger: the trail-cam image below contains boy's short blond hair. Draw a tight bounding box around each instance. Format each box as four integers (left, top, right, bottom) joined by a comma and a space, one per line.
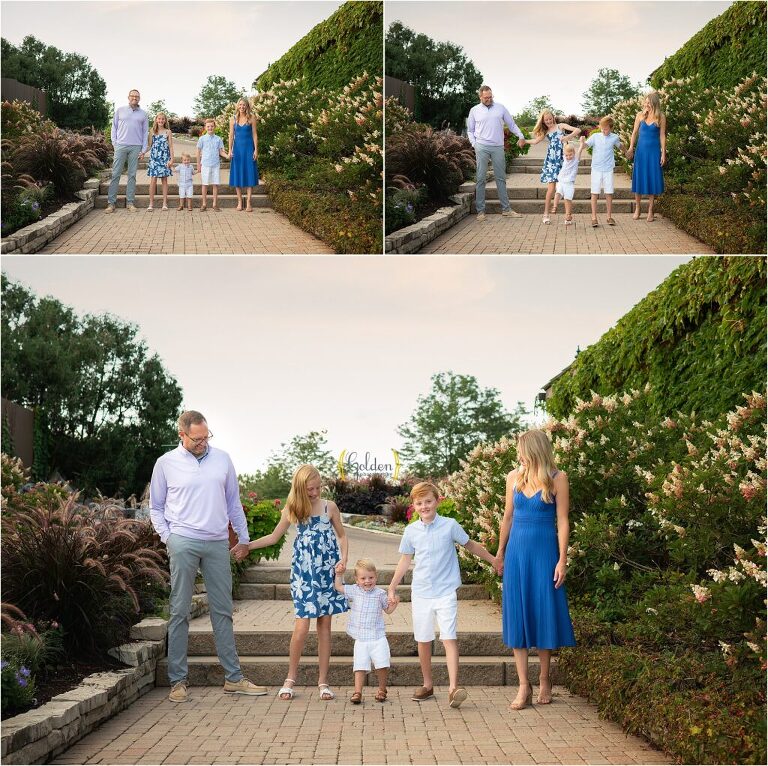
599, 115, 614, 129
410, 481, 440, 501
354, 558, 377, 575
204, 118, 216, 126
181, 152, 191, 160
563, 142, 575, 155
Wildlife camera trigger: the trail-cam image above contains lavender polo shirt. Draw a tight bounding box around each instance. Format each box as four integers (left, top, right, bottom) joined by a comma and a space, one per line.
399, 514, 470, 599
467, 102, 524, 148
149, 444, 249, 545
111, 105, 149, 152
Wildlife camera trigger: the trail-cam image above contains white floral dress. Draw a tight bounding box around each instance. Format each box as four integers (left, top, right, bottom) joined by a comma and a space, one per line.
290, 503, 349, 618
540, 128, 565, 183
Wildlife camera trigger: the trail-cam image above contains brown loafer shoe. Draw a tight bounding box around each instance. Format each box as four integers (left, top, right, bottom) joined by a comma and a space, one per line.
606, 217, 616, 226
412, 686, 434, 701
448, 687, 468, 708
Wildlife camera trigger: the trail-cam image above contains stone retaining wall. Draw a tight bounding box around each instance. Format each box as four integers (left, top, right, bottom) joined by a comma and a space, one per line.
385, 192, 473, 254
0, 178, 100, 255
0, 595, 209, 765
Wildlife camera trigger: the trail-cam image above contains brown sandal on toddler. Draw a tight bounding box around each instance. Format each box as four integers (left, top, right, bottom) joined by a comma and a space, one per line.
350, 691, 362, 704
375, 688, 387, 702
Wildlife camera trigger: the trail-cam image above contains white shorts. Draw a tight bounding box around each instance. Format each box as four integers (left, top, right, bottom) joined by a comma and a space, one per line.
411, 592, 458, 642
555, 180, 575, 201
201, 165, 220, 185
353, 636, 390, 671
178, 183, 194, 199
590, 170, 615, 195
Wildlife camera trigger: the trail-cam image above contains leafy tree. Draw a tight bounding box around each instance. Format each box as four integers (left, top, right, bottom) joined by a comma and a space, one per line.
193, 75, 244, 119
386, 22, 482, 129
581, 68, 641, 116
146, 99, 177, 122
397, 372, 528, 477
239, 465, 291, 502
0, 274, 183, 496
1, 36, 109, 129
513, 95, 562, 126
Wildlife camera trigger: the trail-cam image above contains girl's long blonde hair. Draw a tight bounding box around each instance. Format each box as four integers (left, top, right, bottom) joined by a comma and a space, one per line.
533, 109, 557, 139
285, 464, 321, 524
515, 430, 558, 503
642, 91, 663, 124
151, 112, 169, 135
235, 98, 253, 122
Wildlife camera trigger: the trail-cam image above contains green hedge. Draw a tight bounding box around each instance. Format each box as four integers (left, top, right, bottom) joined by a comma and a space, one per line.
267, 176, 381, 254
546, 257, 766, 419
650, 2, 766, 90
255, 1, 382, 91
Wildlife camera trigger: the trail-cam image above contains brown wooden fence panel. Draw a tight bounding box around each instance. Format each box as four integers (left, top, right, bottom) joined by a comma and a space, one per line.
1, 398, 34, 468
1, 78, 47, 116
384, 76, 415, 113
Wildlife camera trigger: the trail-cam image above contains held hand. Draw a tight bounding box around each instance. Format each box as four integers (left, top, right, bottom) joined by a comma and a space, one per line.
335, 561, 346, 574
494, 555, 504, 576
626, 148, 634, 160
517, 138, 526, 148
386, 590, 397, 608
660, 151, 666, 166
553, 560, 567, 589
230, 543, 250, 561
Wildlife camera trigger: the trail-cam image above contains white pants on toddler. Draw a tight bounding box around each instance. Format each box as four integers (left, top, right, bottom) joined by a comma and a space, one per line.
555, 180, 575, 201
591, 170, 615, 195
353, 636, 391, 671
411, 592, 458, 642
178, 183, 193, 199
201, 165, 221, 185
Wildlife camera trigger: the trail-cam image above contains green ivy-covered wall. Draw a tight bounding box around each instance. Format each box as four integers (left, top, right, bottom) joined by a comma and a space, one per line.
255, 1, 382, 91
649, 1, 766, 89
546, 257, 767, 420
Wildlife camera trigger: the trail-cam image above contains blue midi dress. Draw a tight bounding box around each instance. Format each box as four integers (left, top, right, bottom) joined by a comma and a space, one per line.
502, 478, 576, 649
540, 129, 565, 183
229, 120, 259, 188
631, 121, 664, 195
290, 503, 349, 619
147, 133, 172, 177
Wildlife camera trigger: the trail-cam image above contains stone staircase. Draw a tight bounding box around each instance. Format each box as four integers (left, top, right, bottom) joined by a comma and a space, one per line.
461, 155, 634, 214
156, 562, 559, 688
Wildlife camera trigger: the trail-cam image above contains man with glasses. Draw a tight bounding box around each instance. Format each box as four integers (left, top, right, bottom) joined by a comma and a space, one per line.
150, 410, 266, 703
105, 89, 149, 213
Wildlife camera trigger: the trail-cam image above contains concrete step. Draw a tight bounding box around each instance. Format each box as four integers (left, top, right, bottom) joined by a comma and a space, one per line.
234, 582, 488, 602
156, 655, 559, 687
478, 199, 635, 213
135, 161, 232, 170
94, 195, 272, 209
459, 183, 633, 200
100, 183, 268, 195
510, 165, 594, 175
187, 630, 509, 658
241, 565, 412, 585
512, 157, 591, 167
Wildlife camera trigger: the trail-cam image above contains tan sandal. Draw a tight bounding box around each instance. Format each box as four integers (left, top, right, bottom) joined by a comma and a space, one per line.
591, 218, 599, 227
350, 691, 363, 704
375, 688, 387, 702
537, 680, 553, 705
509, 685, 532, 710
606, 217, 616, 226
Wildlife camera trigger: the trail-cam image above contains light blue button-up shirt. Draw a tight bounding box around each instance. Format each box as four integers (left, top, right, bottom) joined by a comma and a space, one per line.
149, 444, 248, 545
399, 514, 470, 599
586, 132, 622, 172
467, 102, 524, 148
197, 133, 224, 167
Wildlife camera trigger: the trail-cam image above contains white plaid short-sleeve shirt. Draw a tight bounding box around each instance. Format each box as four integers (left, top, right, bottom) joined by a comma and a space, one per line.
343, 584, 388, 640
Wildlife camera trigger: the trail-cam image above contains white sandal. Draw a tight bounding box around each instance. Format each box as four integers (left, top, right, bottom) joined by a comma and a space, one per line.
318, 683, 335, 700
277, 678, 295, 700
146, 206, 154, 212
542, 217, 551, 224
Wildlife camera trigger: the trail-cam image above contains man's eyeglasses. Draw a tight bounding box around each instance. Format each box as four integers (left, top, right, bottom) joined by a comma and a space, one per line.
183, 432, 213, 446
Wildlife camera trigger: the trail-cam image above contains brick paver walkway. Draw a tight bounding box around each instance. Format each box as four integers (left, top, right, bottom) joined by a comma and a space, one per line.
51, 686, 670, 765
420, 213, 713, 254
37, 208, 333, 254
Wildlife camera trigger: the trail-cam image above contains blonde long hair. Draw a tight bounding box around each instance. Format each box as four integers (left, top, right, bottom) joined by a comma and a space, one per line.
515, 430, 558, 503
533, 109, 557, 139
285, 464, 321, 524
234, 98, 253, 122
642, 91, 663, 124
151, 112, 169, 135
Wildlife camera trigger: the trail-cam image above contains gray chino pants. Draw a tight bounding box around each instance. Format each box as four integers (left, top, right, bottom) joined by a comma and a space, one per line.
475, 143, 511, 213
166, 534, 243, 685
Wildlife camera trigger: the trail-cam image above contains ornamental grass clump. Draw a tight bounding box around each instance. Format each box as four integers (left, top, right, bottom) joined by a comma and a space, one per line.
1, 464, 169, 658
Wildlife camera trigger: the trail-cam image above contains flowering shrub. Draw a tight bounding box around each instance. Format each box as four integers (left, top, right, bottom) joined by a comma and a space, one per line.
1, 660, 35, 716
242, 497, 284, 562
1, 100, 55, 140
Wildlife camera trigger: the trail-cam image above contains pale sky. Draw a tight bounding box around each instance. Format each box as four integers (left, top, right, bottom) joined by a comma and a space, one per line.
385, 0, 733, 116
2, 256, 691, 477
1, 0, 346, 117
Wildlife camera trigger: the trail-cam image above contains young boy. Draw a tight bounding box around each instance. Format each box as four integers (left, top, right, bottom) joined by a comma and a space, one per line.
387, 482, 495, 709
196, 119, 229, 211
553, 141, 585, 226
334, 558, 397, 704
582, 115, 624, 227
175, 153, 196, 211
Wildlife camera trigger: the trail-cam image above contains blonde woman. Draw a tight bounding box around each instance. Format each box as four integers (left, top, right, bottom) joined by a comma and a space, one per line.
626, 91, 666, 221
494, 430, 575, 710
228, 97, 259, 211
520, 110, 580, 224
146, 112, 175, 211
243, 464, 348, 701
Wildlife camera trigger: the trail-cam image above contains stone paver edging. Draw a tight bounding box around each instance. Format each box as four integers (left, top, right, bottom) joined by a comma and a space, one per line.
1, 178, 100, 255
385, 192, 473, 253
1, 594, 209, 765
